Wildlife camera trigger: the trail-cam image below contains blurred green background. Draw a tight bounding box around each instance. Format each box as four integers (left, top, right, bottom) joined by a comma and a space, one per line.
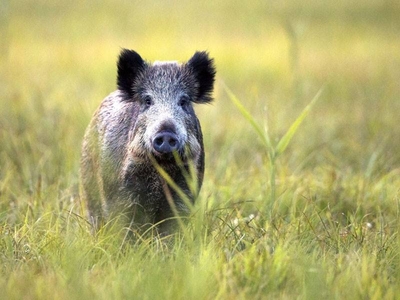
1, 1, 400, 298
1, 0, 399, 203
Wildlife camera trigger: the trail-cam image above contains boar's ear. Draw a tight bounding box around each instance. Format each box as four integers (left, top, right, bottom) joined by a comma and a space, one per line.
187, 51, 216, 104
117, 49, 146, 98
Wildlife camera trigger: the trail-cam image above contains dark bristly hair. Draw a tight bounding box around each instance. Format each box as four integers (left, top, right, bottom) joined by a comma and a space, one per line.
187, 51, 216, 104
117, 49, 146, 98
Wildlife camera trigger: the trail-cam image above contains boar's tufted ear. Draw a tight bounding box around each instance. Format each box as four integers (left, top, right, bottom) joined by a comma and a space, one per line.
187, 51, 216, 104
117, 49, 146, 99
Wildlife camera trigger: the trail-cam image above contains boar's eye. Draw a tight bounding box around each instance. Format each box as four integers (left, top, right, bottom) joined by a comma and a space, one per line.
142, 95, 153, 108
178, 95, 190, 110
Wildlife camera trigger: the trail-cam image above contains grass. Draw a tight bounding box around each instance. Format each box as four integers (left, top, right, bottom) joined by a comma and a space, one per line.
1, 0, 400, 299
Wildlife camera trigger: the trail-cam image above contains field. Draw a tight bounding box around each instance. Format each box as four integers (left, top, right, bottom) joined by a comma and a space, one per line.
1, 0, 400, 299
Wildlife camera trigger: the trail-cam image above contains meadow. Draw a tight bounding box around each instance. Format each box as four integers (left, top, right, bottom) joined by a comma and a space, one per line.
1, 0, 400, 299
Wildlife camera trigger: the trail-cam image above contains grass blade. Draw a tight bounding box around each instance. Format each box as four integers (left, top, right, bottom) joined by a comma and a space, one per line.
223, 82, 272, 150
275, 87, 324, 156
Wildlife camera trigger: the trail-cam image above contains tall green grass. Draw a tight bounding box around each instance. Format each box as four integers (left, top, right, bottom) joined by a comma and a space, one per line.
224, 83, 324, 217
1, 0, 400, 299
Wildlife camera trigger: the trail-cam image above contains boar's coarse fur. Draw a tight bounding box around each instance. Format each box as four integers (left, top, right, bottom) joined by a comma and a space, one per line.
80, 49, 216, 233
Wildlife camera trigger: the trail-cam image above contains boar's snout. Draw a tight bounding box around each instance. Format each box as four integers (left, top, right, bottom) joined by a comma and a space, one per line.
152, 131, 181, 154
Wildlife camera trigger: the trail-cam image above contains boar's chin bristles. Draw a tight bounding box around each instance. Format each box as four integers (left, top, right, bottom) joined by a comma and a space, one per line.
117, 49, 146, 99
187, 51, 216, 104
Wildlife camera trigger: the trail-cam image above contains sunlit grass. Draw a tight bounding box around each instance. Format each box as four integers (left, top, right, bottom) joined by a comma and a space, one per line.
1, 0, 400, 299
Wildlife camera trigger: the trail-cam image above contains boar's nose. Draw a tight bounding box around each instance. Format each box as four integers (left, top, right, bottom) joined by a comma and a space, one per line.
152, 132, 181, 154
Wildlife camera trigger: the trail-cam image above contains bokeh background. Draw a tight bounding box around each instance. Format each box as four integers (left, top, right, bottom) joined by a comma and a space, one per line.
2, 0, 399, 209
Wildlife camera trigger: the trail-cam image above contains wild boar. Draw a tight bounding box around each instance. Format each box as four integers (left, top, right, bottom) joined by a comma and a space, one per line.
80, 49, 216, 233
